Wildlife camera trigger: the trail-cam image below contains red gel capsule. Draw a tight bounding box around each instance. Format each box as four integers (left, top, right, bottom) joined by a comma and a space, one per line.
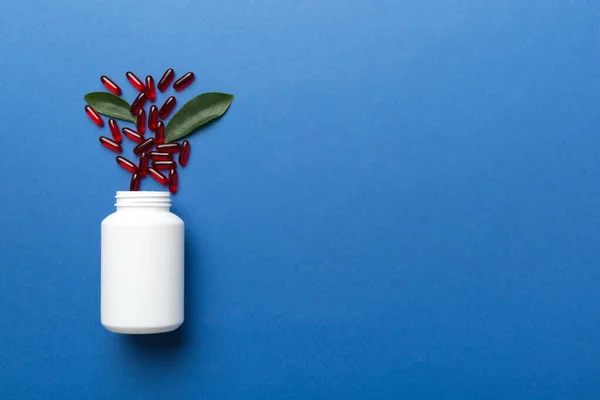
145, 75, 156, 101
179, 140, 190, 166
130, 173, 141, 191
130, 91, 147, 114
159, 96, 176, 119
156, 142, 181, 153
126, 71, 145, 91
136, 109, 146, 134
148, 151, 172, 161
157, 68, 174, 92
173, 72, 194, 91
122, 127, 144, 143
108, 118, 122, 143
152, 160, 176, 170
148, 105, 158, 131
168, 169, 178, 194
100, 75, 122, 95
148, 167, 168, 185
85, 105, 104, 127
116, 156, 138, 173
99, 136, 122, 153
139, 152, 149, 177
155, 120, 165, 144
133, 137, 155, 155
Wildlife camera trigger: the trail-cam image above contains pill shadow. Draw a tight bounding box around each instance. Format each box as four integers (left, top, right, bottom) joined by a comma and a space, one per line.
124, 224, 204, 355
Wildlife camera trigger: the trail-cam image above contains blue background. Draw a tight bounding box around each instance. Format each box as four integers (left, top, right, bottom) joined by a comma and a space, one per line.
1, 0, 600, 398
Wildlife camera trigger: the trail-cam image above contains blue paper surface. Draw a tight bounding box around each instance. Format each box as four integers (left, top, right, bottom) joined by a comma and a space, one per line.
1, 0, 600, 398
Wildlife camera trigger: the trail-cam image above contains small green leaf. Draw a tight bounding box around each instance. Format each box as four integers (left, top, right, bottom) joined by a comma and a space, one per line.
165, 93, 234, 142
84, 92, 136, 123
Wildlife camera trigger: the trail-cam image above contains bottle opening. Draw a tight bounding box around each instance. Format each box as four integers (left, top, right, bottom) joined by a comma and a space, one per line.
115, 191, 171, 208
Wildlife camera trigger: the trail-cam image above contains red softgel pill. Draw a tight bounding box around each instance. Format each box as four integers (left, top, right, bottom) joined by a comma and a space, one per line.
108, 118, 122, 143
148, 151, 172, 161
136, 109, 146, 134
155, 121, 165, 144
157, 68, 174, 92
145, 75, 156, 102
122, 127, 144, 143
148, 105, 158, 131
130, 91, 147, 114
173, 72, 194, 91
152, 160, 176, 170
130, 173, 141, 191
139, 152, 149, 177
156, 143, 181, 153
99, 136, 122, 153
148, 167, 168, 185
159, 96, 176, 119
100, 75, 122, 95
168, 169, 178, 194
85, 105, 104, 127
133, 137, 155, 155
126, 71, 145, 91
179, 140, 190, 166
116, 156, 138, 173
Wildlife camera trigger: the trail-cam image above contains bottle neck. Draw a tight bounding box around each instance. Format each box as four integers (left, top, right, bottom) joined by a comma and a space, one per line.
115, 191, 171, 211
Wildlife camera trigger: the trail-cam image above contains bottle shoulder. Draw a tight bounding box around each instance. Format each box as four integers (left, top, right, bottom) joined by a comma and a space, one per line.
102, 209, 184, 227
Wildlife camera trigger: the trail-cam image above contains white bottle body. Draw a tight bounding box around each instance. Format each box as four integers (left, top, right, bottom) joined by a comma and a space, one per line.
101, 191, 184, 334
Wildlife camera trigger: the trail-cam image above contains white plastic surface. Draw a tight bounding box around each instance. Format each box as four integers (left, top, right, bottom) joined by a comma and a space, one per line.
101, 191, 184, 334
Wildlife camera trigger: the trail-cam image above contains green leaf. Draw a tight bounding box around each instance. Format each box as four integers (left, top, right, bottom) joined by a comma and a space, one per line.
165, 92, 234, 142
84, 92, 136, 123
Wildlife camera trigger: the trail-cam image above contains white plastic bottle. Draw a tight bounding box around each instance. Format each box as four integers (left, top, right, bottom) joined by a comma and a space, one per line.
101, 191, 184, 334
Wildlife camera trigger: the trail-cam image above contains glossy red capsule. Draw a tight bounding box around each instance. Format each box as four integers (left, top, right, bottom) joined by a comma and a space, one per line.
155, 121, 165, 144
85, 105, 104, 126
100, 75, 122, 95
173, 72, 194, 91
168, 169, 178, 194
126, 71, 145, 91
145, 75, 156, 101
130, 173, 141, 191
159, 96, 176, 119
179, 140, 190, 166
148, 167, 168, 185
130, 91, 147, 114
116, 156, 138, 173
152, 160, 177, 170
108, 118, 122, 143
148, 105, 158, 131
136, 109, 146, 134
99, 136, 122, 153
133, 137, 155, 155
138, 152, 149, 177
157, 68, 174, 92
122, 127, 144, 143
148, 151, 172, 161
156, 142, 181, 153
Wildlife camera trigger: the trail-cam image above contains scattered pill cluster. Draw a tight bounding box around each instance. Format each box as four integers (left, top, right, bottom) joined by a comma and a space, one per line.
88, 69, 195, 194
